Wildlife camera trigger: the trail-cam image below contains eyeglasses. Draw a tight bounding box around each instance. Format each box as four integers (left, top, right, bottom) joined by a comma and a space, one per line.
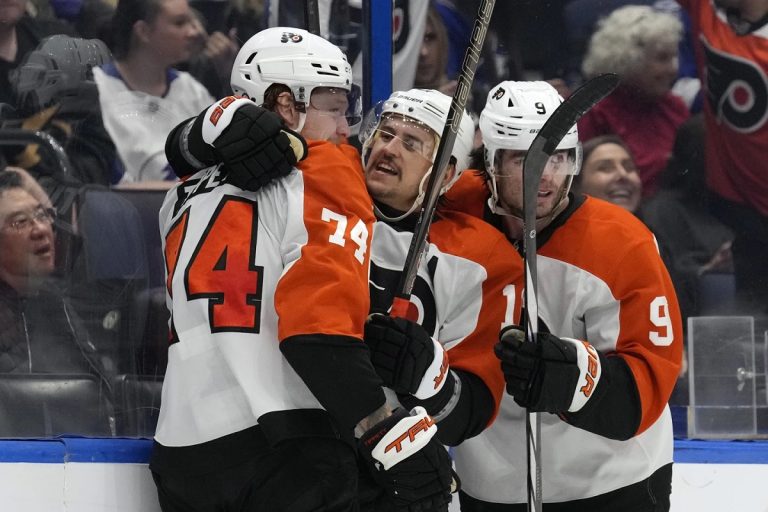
308, 86, 363, 126
2, 207, 56, 233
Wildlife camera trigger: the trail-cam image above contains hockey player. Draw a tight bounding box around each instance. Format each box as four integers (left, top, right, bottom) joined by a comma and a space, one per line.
150, 27, 453, 512
451, 81, 683, 511
357, 89, 524, 508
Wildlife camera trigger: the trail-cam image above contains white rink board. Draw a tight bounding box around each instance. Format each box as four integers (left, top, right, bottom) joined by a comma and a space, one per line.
0, 462, 161, 512
0, 461, 764, 511
671, 463, 768, 511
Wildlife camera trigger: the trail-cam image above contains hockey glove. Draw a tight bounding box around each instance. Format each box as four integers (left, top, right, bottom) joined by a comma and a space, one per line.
494, 326, 602, 414
185, 96, 307, 190
364, 314, 449, 400
359, 407, 454, 511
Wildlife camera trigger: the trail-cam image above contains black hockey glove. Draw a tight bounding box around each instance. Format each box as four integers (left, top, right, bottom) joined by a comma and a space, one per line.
494, 326, 602, 414
172, 96, 307, 189
364, 314, 449, 400
359, 407, 454, 511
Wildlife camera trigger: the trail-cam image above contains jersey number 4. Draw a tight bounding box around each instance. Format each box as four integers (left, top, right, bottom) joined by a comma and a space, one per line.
165, 196, 265, 334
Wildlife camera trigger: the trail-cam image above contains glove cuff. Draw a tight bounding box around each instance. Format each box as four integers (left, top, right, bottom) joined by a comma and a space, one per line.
413, 338, 450, 400
201, 96, 255, 144
562, 337, 602, 412
361, 406, 438, 471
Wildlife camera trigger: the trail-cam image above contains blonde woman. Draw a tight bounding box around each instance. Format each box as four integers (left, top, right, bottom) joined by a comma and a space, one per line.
579, 6, 689, 198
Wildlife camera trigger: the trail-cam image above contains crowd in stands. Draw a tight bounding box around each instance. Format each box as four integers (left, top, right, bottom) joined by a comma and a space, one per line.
0, 0, 765, 440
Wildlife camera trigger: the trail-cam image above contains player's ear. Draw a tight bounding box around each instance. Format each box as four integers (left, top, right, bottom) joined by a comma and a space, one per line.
441, 161, 456, 188
275, 92, 300, 130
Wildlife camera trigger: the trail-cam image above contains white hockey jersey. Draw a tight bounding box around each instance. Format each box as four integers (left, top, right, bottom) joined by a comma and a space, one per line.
453, 194, 683, 504
369, 210, 523, 418
94, 64, 213, 183
154, 140, 375, 447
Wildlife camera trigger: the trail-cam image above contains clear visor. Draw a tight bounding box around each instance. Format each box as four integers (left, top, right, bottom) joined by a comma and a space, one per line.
308, 84, 363, 126
494, 146, 582, 178
360, 105, 438, 163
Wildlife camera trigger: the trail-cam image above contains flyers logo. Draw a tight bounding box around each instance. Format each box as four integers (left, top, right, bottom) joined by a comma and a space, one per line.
384, 415, 436, 454
579, 342, 599, 397
208, 96, 237, 126
492, 87, 505, 100
281, 32, 303, 43
702, 39, 768, 133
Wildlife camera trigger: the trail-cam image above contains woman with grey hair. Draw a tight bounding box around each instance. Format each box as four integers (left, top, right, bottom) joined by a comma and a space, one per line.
578, 5, 690, 199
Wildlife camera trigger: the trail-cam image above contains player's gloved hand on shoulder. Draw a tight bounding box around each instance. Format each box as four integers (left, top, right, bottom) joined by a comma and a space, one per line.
364, 313, 449, 400
494, 325, 602, 414
172, 96, 307, 190
358, 406, 455, 511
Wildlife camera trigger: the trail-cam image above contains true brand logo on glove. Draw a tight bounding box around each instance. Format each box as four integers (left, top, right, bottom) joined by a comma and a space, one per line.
579, 341, 599, 397
385, 415, 436, 454
568, 338, 601, 412
369, 407, 438, 471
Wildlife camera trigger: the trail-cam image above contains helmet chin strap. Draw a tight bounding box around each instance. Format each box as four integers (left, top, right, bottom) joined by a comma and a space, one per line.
294, 111, 307, 134
374, 168, 433, 223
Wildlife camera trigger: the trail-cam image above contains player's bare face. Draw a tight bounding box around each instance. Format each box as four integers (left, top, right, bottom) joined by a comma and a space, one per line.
0, 189, 56, 286
365, 116, 435, 212
580, 142, 641, 213
496, 149, 570, 219
302, 87, 351, 143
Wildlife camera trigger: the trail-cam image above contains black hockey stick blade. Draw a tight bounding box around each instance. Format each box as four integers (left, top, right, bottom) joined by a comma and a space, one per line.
522, 73, 619, 325
521, 72, 618, 512
391, 0, 496, 319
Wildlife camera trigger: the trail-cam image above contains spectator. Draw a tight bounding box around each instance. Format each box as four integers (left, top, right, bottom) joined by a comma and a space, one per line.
641, 114, 734, 321
0, 0, 75, 108
47, 0, 115, 40
579, 5, 690, 198
94, 0, 213, 183
414, 4, 455, 95
5, 34, 117, 185
676, 0, 768, 316
178, 6, 240, 98
0, 167, 114, 435
575, 134, 642, 213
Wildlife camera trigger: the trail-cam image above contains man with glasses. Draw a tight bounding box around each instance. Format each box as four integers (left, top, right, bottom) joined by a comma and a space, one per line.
151, 28, 454, 512
0, 168, 114, 434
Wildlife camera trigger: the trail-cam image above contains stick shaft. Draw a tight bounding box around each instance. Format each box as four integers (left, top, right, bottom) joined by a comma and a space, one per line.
392, 0, 496, 312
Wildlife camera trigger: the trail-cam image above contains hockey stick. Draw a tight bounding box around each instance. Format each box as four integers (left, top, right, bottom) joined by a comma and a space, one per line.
521, 73, 619, 512
304, 0, 320, 35
390, 0, 496, 319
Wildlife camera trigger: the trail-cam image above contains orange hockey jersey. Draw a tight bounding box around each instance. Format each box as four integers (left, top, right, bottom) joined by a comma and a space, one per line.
452, 188, 683, 503
154, 140, 377, 447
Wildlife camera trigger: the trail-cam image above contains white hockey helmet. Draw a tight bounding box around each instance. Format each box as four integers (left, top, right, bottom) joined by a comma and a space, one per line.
359, 88, 475, 195
479, 81, 582, 215
230, 27, 361, 124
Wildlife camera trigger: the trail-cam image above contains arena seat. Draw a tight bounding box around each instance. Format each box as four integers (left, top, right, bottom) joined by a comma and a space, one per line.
0, 374, 114, 438
113, 374, 164, 438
